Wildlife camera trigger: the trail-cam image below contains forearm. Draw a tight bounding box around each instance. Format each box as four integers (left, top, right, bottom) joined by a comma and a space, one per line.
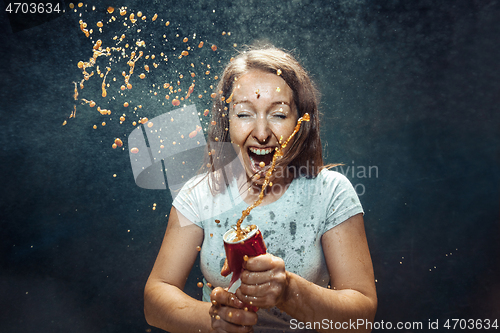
277, 272, 377, 333
144, 279, 212, 333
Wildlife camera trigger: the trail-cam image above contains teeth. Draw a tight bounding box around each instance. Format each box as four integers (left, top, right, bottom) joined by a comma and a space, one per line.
249, 147, 273, 155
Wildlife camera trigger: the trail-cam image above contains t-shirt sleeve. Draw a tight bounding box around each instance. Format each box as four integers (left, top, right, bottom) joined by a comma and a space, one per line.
172, 176, 205, 228
322, 171, 364, 234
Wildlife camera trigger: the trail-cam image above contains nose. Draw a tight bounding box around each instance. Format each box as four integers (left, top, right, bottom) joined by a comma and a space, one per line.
252, 116, 272, 144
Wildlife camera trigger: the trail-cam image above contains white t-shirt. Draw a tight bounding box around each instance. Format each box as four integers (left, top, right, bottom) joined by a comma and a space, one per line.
173, 168, 364, 332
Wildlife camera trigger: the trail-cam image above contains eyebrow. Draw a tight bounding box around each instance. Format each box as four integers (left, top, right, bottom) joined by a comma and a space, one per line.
232, 100, 291, 108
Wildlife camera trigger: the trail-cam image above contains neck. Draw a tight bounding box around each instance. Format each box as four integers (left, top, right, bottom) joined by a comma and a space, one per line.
238, 171, 294, 206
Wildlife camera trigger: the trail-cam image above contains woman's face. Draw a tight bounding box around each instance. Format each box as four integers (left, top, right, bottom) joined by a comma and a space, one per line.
229, 69, 298, 185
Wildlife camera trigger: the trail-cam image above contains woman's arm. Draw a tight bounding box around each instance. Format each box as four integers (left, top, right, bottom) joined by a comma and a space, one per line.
144, 207, 212, 332
144, 207, 258, 333
236, 213, 377, 333
280, 213, 377, 331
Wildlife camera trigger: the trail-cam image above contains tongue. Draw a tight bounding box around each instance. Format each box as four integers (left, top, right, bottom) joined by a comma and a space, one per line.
250, 151, 273, 170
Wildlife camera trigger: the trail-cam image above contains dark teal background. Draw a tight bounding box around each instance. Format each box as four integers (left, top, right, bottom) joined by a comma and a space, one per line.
1, 0, 499, 332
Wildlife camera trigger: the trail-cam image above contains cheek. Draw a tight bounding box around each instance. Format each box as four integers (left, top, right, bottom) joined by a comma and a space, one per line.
228, 121, 246, 144
274, 121, 297, 138
271, 122, 299, 150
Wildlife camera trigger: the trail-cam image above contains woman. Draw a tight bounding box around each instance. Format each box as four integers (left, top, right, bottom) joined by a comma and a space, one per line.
144, 46, 377, 333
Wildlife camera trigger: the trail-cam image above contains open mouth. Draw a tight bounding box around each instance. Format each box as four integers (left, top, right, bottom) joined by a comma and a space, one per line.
248, 147, 275, 175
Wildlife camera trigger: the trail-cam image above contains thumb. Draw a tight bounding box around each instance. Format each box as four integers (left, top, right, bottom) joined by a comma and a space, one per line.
220, 258, 230, 277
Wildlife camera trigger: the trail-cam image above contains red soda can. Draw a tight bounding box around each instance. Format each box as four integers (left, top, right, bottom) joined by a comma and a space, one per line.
223, 225, 266, 311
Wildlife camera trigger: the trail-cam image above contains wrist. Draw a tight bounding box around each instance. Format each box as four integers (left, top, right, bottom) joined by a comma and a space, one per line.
276, 270, 292, 309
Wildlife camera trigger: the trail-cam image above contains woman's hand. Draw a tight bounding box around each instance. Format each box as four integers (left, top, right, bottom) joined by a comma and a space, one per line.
210, 287, 258, 332
235, 253, 289, 309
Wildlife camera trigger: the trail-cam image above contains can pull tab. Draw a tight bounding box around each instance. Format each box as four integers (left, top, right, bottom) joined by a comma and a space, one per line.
228, 279, 241, 294
228, 268, 242, 290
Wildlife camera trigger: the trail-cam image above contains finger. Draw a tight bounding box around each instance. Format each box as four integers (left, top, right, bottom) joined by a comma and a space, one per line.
238, 281, 273, 298
237, 273, 288, 309
235, 288, 276, 310
210, 303, 258, 332
241, 270, 288, 289
240, 269, 271, 285
212, 316, 255, 333
235, 288, 265, 309
218, 306, 259, 327
211, 287, 245, 308
243, 254, 278, 272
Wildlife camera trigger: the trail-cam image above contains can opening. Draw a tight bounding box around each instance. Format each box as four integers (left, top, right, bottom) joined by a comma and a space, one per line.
223, 225, 258, 244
